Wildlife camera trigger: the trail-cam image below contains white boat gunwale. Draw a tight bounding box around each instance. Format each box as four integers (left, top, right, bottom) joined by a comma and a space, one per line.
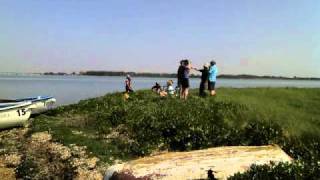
0, 101, 33, 111
15, 96, 56, 103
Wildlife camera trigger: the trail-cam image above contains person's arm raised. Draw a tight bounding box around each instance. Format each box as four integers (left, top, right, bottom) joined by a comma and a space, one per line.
192, 67, 199, 71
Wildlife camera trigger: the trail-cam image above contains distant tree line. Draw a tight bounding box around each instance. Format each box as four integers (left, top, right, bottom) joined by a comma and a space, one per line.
41, 71, 320, 80
80, 71, 200, 78
80, 71, 320, 80
43, 72, 69, 76
218, 74, 320, 80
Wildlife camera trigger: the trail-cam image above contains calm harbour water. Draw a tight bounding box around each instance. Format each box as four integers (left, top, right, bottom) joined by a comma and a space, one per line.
1, 75, 320, 106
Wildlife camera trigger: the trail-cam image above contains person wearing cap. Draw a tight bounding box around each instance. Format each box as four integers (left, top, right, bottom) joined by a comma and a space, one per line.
125, 74, 134, 93
194, 63, 210, 96
208, 61, 218, 96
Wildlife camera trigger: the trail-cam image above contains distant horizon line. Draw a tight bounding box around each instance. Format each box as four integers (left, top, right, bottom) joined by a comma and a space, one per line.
0, 71, 319, 80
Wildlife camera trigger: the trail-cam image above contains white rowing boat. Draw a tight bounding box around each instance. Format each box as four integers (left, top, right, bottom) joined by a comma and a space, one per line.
0, 96, 56, 115
105, 145, 292, 180
0, 101, 33, 129
15, 96, 56, 114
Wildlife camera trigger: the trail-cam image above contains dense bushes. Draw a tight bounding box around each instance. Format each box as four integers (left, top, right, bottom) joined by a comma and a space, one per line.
48, 91, 288, 156
16, 157, 40, 179
229, 160, 320, 180
38, 90, 319, 179
228, 136, 320, 179
92, 92, 287, 155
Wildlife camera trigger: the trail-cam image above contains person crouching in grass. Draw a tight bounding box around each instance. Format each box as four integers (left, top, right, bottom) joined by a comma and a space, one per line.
160, 80, 175, 97
208, 60, 218, 96
151, 82, 162, 93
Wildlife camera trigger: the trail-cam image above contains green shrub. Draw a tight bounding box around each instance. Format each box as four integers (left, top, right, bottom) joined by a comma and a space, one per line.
33, 89, 320, 178
229, 161, 320, 180
15, 157, 39, 180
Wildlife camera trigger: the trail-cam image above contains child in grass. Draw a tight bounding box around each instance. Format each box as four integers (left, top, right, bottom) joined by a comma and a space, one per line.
160, 80, 175, 97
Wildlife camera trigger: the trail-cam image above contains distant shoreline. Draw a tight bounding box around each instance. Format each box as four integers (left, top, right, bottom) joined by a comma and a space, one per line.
0, 71, 320, 81
47, 71, 320, 81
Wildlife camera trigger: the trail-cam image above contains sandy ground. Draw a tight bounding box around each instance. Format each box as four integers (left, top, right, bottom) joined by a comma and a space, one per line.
1, 127, 292, 180
0, 126, 104, 180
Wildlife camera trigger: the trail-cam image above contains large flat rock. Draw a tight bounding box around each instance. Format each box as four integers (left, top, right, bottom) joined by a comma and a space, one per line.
105, 145, 292, 180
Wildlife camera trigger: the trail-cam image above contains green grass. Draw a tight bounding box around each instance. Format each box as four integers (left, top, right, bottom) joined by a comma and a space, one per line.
214, 88, 320, 136
31, 88, 320, 177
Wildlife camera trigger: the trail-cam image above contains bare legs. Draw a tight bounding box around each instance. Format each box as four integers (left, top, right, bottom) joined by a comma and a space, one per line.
209, 81, 216, 96
181, 88, 189, 100
184, 88, 189, 99
210, 90, 216, 96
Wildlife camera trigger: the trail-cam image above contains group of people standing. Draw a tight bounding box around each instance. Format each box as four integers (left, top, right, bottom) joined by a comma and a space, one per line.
177, 59, 218, 99
125, 59, 218, 100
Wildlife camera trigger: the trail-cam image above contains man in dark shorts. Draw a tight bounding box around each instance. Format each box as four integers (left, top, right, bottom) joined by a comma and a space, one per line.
180, 60, 192, 99
177, 60, 186, 97
208, 61, 218, 96
208, 81, 216, 91
194, 63, 209, 96
180, 77, 190, 89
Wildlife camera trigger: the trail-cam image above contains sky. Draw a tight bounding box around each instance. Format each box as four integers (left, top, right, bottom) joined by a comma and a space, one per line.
0, 0, 320, 77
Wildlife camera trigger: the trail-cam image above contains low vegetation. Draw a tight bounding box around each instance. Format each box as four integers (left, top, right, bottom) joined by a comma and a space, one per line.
29, 88, 320, 179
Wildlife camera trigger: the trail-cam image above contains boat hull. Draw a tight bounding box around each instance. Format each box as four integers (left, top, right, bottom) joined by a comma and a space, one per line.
0, 102, 32, 129
30, 98, 56, 114
15, 96, 56, 114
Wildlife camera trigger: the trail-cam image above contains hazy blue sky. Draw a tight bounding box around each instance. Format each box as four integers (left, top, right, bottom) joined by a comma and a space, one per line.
1, 0, 319, 77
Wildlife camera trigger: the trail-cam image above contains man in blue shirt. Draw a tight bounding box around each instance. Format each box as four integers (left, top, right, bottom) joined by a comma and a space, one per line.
208, 61, 218, 96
